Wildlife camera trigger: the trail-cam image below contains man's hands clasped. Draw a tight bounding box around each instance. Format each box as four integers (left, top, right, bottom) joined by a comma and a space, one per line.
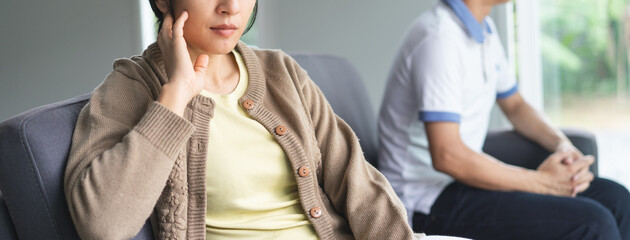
537, 144, 595, 197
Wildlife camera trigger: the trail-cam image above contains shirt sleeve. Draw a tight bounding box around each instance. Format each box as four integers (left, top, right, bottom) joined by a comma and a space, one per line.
409, 35, 464, 123
495, 55, 518, 99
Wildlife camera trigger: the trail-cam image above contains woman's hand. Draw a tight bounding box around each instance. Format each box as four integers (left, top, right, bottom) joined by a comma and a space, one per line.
157, 11, 209, 116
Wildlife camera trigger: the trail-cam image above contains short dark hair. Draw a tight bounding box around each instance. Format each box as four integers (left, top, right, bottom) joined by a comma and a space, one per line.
149, 0, 258, 36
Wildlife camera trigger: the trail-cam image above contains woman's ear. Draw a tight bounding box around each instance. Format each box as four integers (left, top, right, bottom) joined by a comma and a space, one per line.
155, 0, 169, 14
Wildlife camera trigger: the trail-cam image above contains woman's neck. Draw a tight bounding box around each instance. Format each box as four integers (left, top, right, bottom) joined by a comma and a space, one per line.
188, 47, 240, 95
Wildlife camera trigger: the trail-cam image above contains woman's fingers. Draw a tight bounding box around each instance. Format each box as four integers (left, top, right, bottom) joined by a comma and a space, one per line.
156, 10, 205, 99
194, 54, 209, 74
159, 11, 188, 45
162, 13, 174, 37
172, 11, 188, 39
158, 13, 174, 50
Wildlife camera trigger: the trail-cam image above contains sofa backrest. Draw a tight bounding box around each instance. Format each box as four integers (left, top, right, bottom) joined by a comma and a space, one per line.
0, 94, 89, 239
291, 53, 379, 167
0, 93, 153, 239
0, 191, 17, 239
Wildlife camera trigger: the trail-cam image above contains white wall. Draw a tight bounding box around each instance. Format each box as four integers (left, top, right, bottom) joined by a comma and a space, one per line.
256, 1, 436, 111
0, 0, 144, 121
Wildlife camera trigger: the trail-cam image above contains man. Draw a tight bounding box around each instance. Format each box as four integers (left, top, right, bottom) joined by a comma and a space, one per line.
378, 0, 630, 239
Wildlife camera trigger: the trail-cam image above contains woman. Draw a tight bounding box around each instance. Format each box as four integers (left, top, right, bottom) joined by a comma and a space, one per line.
64, 0, 419, 239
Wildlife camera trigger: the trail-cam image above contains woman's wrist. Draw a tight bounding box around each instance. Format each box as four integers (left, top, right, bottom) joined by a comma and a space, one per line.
158, 82, 197, 116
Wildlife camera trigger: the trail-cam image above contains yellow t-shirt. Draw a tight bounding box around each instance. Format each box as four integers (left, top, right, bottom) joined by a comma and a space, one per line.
201, 51, 318, 239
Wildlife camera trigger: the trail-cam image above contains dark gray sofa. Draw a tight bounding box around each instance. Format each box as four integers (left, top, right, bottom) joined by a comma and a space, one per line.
0, 94, 153, 239
0, 53, 597, 239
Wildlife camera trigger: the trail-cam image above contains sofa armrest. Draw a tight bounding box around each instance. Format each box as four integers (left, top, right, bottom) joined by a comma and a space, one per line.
0, 192, 18, 240
482, 128, 598, 175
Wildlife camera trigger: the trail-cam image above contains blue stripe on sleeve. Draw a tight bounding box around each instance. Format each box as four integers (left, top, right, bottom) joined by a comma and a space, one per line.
419, 111, 461, 123
496, 85, 518, 99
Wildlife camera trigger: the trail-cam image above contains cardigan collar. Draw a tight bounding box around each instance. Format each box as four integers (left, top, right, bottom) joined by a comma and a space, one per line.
141, 41, 267, 112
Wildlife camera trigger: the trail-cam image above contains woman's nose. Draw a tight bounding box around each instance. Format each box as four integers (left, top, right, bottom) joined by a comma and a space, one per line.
216, 0, 240, 15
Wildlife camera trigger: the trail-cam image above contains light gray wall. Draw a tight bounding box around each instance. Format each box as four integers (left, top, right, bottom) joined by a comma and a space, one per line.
1, 1, 512, 125
0, 0, 143, 121
256, 1, 436, 111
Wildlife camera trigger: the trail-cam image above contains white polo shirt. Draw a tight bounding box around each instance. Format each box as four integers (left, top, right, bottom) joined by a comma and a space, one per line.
377, 0, 518, 221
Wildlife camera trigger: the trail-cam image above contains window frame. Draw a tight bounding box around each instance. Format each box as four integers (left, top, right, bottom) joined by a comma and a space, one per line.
513, 0, 544, 111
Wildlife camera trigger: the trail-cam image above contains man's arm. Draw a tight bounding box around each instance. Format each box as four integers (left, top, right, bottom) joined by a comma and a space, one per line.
497, 92, 580, 159
425, 122, 593, 196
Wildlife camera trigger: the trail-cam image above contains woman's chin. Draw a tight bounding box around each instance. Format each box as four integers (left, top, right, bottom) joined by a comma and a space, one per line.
201, 40, 240, 55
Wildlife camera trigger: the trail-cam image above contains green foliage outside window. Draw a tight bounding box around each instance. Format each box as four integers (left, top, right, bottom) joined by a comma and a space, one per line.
540, 0, 630, 97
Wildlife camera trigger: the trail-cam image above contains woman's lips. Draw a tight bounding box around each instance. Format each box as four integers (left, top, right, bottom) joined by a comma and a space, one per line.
210, 24, 238, 37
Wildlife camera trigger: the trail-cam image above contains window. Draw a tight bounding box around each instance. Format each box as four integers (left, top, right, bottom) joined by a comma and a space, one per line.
514, 0, 630, 187
140, 0, 156, 50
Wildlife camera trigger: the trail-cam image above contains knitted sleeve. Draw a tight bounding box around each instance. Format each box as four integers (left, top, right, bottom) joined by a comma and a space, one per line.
64, 68, 194, 239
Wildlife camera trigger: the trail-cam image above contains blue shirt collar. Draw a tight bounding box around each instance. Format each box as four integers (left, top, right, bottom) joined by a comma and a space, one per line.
443, 0, 492, 43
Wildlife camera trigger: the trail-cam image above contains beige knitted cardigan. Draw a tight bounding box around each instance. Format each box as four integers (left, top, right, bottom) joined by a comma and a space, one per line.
64, 42, 415, 239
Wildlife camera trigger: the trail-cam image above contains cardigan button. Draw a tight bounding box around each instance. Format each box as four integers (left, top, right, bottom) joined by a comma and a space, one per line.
298, 166, 310, 177
242, 99, 255, 110
275, 126, 288, 136
310, 207, 322, 218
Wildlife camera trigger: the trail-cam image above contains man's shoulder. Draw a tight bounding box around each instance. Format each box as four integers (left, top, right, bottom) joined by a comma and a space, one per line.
411, 3, 465, 38
401, 4, 468, 57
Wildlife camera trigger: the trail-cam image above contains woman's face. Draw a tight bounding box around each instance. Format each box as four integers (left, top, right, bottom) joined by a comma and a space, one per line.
160, 0, 256, 55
